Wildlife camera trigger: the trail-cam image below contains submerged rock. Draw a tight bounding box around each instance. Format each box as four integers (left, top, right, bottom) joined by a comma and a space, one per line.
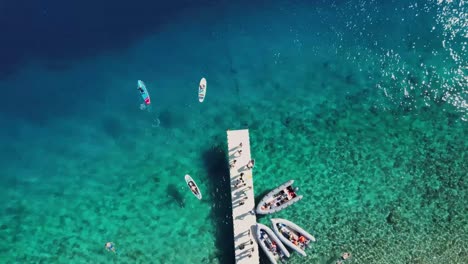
386, 209, 401, 225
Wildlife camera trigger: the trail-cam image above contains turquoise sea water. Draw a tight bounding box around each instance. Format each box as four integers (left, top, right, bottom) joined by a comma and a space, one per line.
0, 1, 466, 263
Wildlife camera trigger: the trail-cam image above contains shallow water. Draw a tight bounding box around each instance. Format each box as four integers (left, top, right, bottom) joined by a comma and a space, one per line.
0, 1, 466, 263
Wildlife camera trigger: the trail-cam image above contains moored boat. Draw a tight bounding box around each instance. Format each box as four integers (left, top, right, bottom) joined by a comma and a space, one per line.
271, 218, 316, 256
256, 223, 290, 264
256, 180, 302, 215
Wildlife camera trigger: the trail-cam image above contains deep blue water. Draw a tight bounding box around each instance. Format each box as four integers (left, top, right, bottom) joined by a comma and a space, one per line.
1, 0, 219, 124
2, 0, 458, 125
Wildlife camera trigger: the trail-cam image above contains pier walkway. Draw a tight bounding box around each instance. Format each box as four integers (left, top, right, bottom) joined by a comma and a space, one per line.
226, 129, 260, 264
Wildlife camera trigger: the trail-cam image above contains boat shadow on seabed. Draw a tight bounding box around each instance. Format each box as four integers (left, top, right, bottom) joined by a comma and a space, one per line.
166, 184, 185, 208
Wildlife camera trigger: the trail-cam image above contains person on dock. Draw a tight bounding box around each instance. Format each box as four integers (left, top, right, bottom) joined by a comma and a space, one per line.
246, 159, 255, 169
239, 239, 253, 248
234, 179, 242, 188
235, 179, 246, 188
239, 173, 245, 182
239, 189, 246, 196
230, 159, 237, 169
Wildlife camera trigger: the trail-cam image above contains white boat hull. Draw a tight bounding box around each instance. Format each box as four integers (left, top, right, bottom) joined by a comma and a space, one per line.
271, 218, 316, 256
256, 180, 302, 214
256, 223, 290, 264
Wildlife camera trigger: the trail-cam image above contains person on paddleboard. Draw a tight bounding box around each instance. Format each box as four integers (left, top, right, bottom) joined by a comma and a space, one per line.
199, 82, 206, 91
188, 181, 199, 195
137, 80, 151, 110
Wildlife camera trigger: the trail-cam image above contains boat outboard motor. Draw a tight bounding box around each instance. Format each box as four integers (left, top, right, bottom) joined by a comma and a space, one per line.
279, 251, 286, 260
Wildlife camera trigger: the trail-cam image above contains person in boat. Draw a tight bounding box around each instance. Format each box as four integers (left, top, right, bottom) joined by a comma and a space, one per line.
276, 195, 282, 203
138, 86, 144, 94
291, 238, 299, 246
288, 232, 300, 243
298, 235, 306, 243
285, 186, 296, 198
270, 241, 277, 253
246, 159, 255, 169
261, 202, 272, 210
188, 181, 199, 195
278, 224, 287, 234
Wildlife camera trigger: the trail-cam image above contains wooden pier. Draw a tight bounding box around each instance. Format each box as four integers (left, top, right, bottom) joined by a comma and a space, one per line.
226, 129, 260, 264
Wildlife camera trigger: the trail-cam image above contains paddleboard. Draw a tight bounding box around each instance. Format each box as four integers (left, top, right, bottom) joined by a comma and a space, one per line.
137, 80, 151, 105
198, 78, 207, 103
185, 174, 202, 200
